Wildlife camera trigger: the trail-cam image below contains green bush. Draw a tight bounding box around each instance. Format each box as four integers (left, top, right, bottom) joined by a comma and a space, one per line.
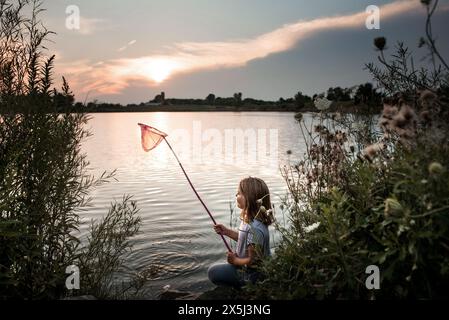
0, 0, 142, 299
249, 143, 449, 299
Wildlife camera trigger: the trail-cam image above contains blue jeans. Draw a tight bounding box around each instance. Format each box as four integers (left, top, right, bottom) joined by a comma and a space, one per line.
207, 263, 260, 288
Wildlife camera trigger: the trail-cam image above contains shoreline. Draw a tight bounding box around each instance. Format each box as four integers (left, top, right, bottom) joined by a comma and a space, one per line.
68, 102, 382, 114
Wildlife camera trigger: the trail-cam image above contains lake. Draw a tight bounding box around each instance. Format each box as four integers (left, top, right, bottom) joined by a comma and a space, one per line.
80, 111, 309, 298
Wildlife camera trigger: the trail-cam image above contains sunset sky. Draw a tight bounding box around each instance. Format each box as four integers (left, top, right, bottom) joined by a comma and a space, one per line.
43, 0, 449, 104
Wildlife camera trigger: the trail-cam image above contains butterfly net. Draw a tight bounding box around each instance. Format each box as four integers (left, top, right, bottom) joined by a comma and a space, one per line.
138, 123, 168, 152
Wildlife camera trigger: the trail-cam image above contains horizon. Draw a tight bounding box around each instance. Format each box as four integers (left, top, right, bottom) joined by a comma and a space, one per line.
83, 88, 345, 105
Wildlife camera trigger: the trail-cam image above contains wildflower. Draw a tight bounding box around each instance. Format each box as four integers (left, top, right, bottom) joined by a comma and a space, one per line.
259, 206, 267, 214
363, 143, 384, 160
428, 162, 444, 175
392, 113, 407, 128
294, 112, 303, 122
379, 117, 390, 130
335, 132, 346, 143
420, 90, 436, 102
304, 222, 320, 233
399, 128, 415, 140
382, 104, 399, 118
314, 97, 332, 111
419, 89, 437, 108
399, 105, 415, 121
314, 125, 328, 133
256, 199, 263, 205
384, 198, 403, 217
374, 37, 386, 51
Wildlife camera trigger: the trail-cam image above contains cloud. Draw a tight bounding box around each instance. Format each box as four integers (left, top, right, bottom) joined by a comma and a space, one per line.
57, 0, 423, 96
77, 17, 107, 35
117, 40, 137, 52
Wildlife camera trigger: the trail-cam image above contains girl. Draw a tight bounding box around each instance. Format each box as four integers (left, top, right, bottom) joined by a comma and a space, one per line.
208, 176, 274, 288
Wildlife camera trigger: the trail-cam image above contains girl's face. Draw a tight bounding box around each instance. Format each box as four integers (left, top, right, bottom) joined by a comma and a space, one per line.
235, 187, 246, 210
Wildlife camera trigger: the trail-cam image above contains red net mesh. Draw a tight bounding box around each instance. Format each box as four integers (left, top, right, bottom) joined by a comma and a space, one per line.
138, 123, 168, 152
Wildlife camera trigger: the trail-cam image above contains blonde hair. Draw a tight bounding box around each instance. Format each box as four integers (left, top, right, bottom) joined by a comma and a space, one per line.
239, 176, 274, 226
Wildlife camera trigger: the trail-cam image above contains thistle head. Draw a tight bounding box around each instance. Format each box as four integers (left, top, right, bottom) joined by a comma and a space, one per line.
384, 198, 403, 217
428, 162, 444, 175
374, 37, 386, 51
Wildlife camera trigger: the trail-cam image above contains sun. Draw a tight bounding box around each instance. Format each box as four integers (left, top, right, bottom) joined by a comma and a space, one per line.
111, 57, 182, 85
145, 58, 178, 83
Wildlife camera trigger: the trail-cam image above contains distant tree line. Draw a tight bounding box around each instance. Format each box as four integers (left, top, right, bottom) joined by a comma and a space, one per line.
67, 83, 383, 113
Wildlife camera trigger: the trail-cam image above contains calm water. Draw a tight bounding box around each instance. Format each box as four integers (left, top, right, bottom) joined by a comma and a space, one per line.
80, 112, 308, 298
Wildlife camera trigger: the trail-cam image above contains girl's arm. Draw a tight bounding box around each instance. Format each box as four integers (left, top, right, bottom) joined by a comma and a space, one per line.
214, 224, 238, 241
227, 244, 256, 267
226, 229, 238, 242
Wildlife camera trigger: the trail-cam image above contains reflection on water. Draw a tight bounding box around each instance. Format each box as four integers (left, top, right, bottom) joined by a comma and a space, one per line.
81, 112, 307, 298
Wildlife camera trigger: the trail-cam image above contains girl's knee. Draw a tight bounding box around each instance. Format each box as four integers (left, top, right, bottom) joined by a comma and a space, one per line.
208, 263, 241, 287
207, 264, 217, 283
207, 263, 225, 285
